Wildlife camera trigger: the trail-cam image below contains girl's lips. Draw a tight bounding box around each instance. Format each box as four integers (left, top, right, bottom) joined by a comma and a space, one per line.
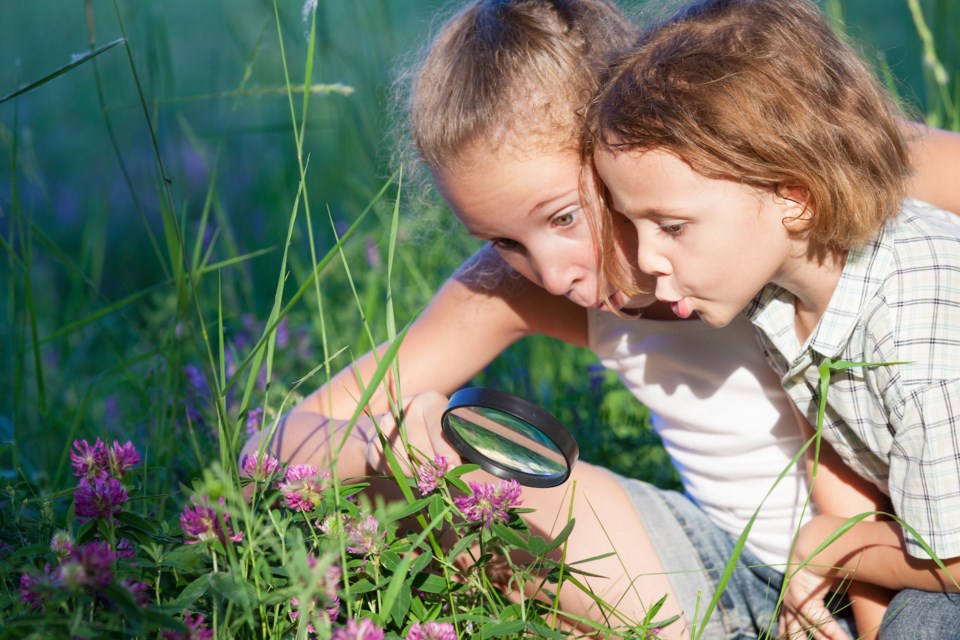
601, 291, 657, 312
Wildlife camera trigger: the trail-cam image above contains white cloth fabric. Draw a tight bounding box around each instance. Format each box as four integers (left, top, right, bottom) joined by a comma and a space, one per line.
589, 309, 812, 567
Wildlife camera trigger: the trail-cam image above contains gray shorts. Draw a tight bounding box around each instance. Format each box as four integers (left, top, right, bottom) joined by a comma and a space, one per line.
616, 474, 855, 639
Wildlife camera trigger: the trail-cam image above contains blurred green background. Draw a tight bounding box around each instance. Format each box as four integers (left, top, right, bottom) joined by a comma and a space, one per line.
1, 0, 957, 488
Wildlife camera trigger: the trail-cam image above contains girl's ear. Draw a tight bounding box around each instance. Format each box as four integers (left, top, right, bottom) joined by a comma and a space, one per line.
777, 184, 813, 234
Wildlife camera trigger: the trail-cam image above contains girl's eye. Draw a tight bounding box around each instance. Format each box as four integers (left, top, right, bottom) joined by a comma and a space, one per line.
491, 238, 520, 251
552, 209, 578, 228
659, 223, 686, 237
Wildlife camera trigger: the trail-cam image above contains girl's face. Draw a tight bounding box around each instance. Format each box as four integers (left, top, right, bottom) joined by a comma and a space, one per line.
594, 147, 805, 327
434, 148, 652, 312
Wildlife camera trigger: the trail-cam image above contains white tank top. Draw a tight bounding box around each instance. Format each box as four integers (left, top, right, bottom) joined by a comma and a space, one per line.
589, 309, 812, 567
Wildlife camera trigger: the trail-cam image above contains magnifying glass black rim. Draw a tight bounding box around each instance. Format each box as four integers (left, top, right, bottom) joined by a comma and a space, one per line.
441, 387, 579, 488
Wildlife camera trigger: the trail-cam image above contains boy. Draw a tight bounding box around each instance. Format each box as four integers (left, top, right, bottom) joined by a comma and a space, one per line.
585, 0, 960, 637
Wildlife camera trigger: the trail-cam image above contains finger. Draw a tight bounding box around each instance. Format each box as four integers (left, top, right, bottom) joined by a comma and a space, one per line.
404, 392, 462, 464
807, 616, 849, 640
797, 607, 849, 640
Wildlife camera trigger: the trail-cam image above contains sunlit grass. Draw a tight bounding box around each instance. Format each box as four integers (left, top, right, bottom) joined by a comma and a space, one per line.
0, 0, 956, 637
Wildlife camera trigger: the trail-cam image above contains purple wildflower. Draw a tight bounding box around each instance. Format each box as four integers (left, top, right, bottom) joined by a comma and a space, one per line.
245, 406, 264, 436
180, 496, 243, 546
322, 564, 342, 619
104, 394, 121, 429
279, 464, 330, 512
70, 438, 109, 480
241, 451, 280, 482
290, 556, 341, 631
416, 454, 449, 495
117, 537, 136, 560
163, 612, 214, 640
50, 531, 74, 559
108, 440, 140, 476
332, 618, 385, 640
74, 476, 128, 521
453, 480, 523, 529
317, 513, 344, 537
60, 541, 116, 589
276, 316, 290, 349
122, 578, 151, 606
345, 515, 385, 556
365, 238, 382, 270
289, 598, 318, 634
587, 363, 606, 392
407, 621, 458, 640
184, 364, 206, 393
182, 365, 208, 428
19, 571, 46, 611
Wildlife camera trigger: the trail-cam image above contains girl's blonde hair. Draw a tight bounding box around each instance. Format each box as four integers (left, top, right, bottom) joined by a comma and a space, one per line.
395, 0, 638, 289
583, 0, 911, 298
404, 0, 636, 169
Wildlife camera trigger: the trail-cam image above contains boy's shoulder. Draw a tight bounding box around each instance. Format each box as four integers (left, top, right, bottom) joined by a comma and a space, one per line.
889, 198, 960, 255
873, 199, 960, 285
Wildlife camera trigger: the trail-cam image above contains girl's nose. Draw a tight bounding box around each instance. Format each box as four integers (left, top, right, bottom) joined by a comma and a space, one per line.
534, 253, 580, 297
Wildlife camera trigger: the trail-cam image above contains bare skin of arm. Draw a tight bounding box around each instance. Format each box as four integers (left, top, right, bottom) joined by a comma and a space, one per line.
905, 124, 960, 214
290, 246, 588, 420
244, 249, 692, 637
780, 408, 894, 640
796, 517, 960, 593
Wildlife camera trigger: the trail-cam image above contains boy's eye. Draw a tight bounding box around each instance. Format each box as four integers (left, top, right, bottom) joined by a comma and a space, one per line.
659, 223, 686, 236
491, 238, 520, 250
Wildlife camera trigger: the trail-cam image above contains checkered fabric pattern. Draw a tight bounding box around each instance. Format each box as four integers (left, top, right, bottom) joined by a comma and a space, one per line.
746, 199, 960, 559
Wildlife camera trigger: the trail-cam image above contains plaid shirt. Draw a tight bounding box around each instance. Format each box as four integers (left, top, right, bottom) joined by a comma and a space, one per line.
746, 199, 960, 559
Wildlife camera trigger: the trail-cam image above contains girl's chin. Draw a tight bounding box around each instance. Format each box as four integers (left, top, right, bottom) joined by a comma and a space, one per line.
599, 292, 657, 314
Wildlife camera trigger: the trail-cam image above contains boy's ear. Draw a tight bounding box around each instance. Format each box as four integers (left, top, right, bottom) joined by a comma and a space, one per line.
777, 184, 813, 234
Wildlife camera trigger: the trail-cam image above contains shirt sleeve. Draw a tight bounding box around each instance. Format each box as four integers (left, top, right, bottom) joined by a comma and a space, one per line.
891, 379, 960, 559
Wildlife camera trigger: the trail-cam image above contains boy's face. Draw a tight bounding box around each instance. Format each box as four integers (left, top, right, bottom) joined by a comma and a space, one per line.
594, 147, 803, 327
434, 148, 654, 312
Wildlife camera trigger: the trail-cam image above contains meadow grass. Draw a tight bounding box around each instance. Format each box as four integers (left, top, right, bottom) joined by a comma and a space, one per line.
0, 0, 957, 638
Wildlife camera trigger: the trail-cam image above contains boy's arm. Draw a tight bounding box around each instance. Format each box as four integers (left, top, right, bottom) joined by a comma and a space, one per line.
905, 123, 960, 214
797, 516, 960, 593
781, 406, 894, 640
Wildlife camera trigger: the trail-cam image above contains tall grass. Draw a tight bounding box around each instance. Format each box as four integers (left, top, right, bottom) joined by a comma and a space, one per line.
0, 0, 957, 638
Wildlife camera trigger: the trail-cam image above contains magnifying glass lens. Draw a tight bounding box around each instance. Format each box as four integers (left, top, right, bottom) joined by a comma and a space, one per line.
444, 407, 567, 475
441, 388, 578, 487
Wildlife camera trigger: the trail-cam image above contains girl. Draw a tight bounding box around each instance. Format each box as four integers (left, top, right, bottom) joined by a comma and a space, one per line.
584, 0, 960, 637
245, 0, 960, 637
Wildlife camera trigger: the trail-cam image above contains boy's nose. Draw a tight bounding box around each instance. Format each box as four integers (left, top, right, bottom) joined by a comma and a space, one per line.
636, 243, 670, 277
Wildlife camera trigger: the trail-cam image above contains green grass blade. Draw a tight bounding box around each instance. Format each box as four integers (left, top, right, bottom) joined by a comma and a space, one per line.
0, 38, 125, 105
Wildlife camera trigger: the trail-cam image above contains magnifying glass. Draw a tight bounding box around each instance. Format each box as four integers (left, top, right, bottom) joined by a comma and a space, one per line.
440, 387, 579, 488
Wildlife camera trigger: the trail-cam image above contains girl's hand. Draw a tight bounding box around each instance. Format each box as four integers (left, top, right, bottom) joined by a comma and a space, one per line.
364, 391, 463, 474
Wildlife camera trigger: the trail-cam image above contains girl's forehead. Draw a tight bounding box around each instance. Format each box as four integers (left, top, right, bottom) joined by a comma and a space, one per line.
437, 141, 581, 184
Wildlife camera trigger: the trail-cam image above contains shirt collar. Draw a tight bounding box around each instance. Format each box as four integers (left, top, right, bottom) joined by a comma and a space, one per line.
746, 222, 893, 360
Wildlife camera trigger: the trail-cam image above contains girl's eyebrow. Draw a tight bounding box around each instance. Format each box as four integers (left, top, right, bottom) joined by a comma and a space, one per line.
528, 189, 579, 217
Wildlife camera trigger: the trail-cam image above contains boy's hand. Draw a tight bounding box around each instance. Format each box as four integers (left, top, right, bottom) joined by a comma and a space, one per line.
779, 564, 851, 640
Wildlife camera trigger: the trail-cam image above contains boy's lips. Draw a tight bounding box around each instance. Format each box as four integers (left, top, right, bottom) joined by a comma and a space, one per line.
667, 297, 693, 319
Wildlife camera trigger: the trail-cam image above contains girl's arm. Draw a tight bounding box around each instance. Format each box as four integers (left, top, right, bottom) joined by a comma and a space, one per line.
906, 124, 960, 214
292, 245, 587, 416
